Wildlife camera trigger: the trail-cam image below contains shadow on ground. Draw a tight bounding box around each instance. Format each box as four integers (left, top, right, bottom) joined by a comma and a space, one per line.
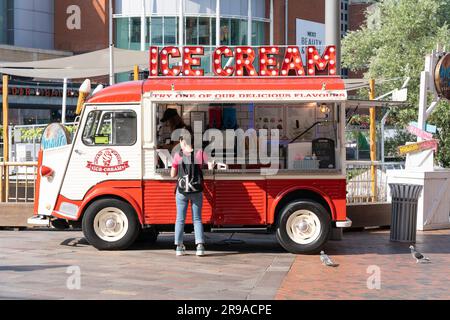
57, 229, 450, 256
323, 230, 450, 256
0, 265, 69, 272
60, 233, 287, 254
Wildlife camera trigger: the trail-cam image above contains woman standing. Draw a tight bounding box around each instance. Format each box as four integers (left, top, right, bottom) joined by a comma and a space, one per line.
171, 130, 213, 256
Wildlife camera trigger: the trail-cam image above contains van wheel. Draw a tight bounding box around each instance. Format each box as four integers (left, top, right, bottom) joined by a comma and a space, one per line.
82, 198, 140, 251
276, 200, 331, 254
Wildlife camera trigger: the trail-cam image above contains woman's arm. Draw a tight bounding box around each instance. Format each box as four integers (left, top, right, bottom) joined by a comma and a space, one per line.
170, 167, 178, 178
171, 153, 181, 178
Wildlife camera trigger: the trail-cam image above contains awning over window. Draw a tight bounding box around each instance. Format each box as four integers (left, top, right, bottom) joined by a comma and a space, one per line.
88, 77, 348, 104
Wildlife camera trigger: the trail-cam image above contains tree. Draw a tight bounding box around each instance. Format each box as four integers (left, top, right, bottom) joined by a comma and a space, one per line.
342, 0, 450, 166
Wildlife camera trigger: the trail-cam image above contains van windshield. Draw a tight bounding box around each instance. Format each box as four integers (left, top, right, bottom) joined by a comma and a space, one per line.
82, 110, 137, 146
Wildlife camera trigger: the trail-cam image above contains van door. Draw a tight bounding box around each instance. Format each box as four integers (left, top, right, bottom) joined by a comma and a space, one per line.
60, 105, 141, 206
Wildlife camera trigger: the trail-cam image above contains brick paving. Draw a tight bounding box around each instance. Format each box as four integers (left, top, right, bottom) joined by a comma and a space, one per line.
276, 229, 450, 300
0, 229, 449, 300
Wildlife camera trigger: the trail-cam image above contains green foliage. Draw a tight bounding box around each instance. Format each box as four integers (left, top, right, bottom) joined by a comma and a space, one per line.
18, 125, 76, 142
342, 0, 450, 166
429, 103, 450, 166
384, 130, 415, 159
20, 128, 44, 142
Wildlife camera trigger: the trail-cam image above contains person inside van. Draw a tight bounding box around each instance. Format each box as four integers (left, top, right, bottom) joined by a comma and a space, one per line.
158, 108, 190, 152
170, 129, 214, 257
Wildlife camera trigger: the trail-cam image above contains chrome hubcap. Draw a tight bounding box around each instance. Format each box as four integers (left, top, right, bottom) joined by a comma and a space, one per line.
296, 221, 310, 233
286, 210, 321, 245
93, 207, 129, 242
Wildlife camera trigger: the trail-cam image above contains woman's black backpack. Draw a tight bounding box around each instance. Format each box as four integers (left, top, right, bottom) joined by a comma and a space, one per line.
177, 151, 204, 195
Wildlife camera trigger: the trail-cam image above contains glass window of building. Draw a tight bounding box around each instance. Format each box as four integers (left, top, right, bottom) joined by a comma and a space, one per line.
151, 17, 163, 46
164, 17, 178, 45
0, 0, 7, 44
185, 17, 198, 45
114, 0, 270, 79
220, 18, 231, 45
116, 17, 141, 50
131, 18, 141, 43
198, 17, 211, 45
252, 21, 267, 46
231, 19, 248, 45
211, 18, 216, 45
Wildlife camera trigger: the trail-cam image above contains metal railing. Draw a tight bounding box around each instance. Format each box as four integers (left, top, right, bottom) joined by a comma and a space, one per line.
1, 159, 404, 204
8, 123, 76, 162
346, 161, 405, 204
0, 162, 38, 203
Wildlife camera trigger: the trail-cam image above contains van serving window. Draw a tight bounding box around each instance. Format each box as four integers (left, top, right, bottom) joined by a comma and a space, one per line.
82, 110, 137, 146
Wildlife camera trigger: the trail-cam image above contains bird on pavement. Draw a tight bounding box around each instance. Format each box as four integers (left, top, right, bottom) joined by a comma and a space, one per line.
320, 251, 339, 267
409, 245, 431, 263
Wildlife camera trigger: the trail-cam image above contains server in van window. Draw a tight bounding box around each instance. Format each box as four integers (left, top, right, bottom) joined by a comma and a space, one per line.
158, 108, 191, 152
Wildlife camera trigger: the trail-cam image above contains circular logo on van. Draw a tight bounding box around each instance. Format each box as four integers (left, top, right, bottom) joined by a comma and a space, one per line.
434, 53, 450, 100
86, 148, 129, 175
41, 123, 71, 150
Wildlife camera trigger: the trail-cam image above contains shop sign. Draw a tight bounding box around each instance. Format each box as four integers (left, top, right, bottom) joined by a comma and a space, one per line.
0, 86, 78, 98
146, 90, 347, 102
434, 53, 450, 100
148, 45, 337, 77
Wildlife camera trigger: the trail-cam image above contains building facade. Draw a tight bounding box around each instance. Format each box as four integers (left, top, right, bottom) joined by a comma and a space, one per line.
0, 0, 54, 49
54, 0, 355, 54
114, 0, 270, 50
54, 0, 110, 53
0, 0, 76, 126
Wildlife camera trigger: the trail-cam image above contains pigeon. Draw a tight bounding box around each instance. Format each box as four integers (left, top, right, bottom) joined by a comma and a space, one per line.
320, 251, 339, 267
409, 245, 431, 263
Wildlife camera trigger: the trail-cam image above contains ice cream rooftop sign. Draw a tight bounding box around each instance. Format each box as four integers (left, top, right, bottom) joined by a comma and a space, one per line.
148, 45, 337, 77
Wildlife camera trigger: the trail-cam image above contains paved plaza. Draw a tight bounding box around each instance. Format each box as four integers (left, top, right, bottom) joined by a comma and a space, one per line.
0, 229, 449, 300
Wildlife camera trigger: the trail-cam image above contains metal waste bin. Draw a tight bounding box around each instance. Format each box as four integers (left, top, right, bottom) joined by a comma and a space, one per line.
389, 184, 423, 242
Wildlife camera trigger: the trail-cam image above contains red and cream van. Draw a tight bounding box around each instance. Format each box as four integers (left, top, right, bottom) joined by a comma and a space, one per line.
29, 45, 352, 254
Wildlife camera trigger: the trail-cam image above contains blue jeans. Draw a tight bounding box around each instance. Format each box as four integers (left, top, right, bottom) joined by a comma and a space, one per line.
175, 190, 205, 246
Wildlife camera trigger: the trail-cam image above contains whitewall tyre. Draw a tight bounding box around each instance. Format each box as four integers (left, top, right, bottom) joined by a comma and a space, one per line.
82, 198, 140, 251
276, 200, 331, 254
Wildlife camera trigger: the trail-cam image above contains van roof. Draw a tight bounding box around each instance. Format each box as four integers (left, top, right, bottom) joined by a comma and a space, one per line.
87, 77, 346, 104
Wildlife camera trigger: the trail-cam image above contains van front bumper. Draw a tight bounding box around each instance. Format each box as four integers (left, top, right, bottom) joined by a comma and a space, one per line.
27, 216, 51, 227
335, 218, 352, 228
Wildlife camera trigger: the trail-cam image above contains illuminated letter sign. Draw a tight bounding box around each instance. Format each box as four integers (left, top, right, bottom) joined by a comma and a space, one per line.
307, 46, 336, 76
149, 45, 337, 77
212, 46, 234, 76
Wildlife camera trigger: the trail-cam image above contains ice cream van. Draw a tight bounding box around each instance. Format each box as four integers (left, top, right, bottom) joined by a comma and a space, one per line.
29, 45, 354, 254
